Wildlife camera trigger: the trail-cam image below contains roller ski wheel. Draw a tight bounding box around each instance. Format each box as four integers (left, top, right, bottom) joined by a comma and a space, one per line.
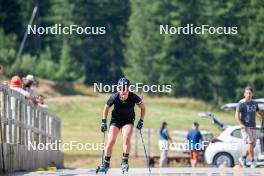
121, 161, 129, 174
96, 164, 109, 174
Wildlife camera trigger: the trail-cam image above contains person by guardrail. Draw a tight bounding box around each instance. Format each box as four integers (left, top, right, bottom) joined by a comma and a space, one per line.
9, 75, 36, 104
36, 94, 48, 110
22, 74, 38, 100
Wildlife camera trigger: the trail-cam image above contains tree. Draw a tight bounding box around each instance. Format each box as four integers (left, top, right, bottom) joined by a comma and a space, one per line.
0, 28, 17, 74
72, 0, 130, 84
56, 39, 84, 82
35, 46, 58, 79
237, 0, 264, 99
124, 0, 213, 100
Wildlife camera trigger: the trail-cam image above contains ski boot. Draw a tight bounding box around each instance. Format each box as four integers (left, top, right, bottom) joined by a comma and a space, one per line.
96, 163, 109, 174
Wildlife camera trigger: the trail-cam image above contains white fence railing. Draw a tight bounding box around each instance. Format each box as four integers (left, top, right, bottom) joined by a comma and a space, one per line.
132, 128, 213, 166
0, 83, 63, 173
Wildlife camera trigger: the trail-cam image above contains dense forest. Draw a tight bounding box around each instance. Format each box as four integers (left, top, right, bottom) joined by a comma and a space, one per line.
1, 0, 264, 103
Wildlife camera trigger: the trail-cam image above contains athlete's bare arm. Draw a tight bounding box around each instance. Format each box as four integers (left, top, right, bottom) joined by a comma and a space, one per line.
257, 111, 264, 120
235, 111, 245, 128
138, 102, 146, 121
103, 104, 110, 120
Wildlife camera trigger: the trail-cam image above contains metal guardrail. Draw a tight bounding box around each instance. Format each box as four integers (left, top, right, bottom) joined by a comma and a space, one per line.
132, 128, 213, 157
132, 128, 214, 166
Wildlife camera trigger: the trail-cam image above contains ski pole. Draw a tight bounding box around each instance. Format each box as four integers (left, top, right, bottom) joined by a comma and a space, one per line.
139, 129, 151, 174
101, 131, 106, 165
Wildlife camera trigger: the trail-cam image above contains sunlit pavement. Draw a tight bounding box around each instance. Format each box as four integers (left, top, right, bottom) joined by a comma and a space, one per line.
14, 167, 264, 176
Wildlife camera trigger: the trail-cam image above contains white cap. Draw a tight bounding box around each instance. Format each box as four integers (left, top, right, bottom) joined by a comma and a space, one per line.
25, 75, 35, 82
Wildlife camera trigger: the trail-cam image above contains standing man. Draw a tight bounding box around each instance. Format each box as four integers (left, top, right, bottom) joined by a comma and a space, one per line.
96, 78, 146, 173
236, 86, 264, 168
187, 122, 203, 168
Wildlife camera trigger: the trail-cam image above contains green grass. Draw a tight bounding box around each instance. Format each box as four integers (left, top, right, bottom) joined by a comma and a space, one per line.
46, 94, 239, 168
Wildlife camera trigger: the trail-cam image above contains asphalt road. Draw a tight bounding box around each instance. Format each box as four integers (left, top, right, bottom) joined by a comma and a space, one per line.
14, 167, 264, 176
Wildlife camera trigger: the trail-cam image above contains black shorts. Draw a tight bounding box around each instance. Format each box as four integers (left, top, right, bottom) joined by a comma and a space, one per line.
110, 118, 135, 129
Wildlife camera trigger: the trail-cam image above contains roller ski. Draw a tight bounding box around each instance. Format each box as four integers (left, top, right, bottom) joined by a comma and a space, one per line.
96, 163, 109, 174
96, 130, 108, 174
121, 160, 129, 174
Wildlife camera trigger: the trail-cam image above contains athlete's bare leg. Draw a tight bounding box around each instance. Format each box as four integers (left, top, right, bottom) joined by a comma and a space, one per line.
105, 125, 120, 156
122, 124, 133, 154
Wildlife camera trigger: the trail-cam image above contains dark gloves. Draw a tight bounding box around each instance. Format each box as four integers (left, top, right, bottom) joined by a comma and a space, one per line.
101, 119, 107, 132
136, 119, 144, 130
